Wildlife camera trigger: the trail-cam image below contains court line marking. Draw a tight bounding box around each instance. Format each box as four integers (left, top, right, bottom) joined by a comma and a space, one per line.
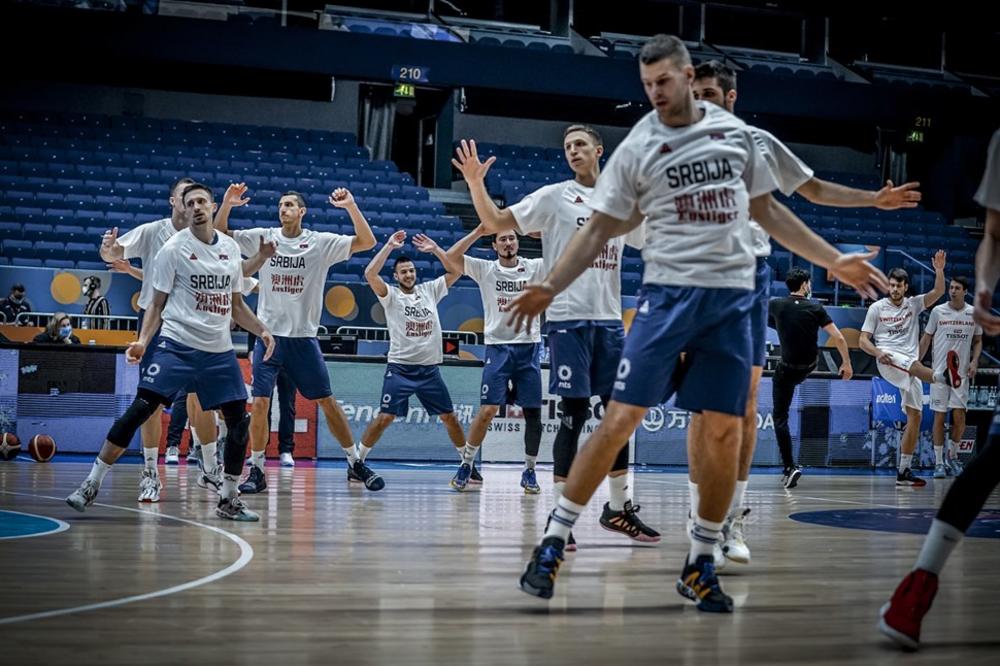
0, 490, 254, 626
0, 509, 71, 541
640, 477, 903, 509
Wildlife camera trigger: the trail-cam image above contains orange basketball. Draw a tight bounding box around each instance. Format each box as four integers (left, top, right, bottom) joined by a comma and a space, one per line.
0, 432, 20, 461
28, 434, 57, 463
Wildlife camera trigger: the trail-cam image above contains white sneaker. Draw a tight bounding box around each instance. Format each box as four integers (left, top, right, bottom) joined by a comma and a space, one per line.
165, 446, 180, 465
66, 479, 99, 512
279, 452, 295, 468
138, 468, 162, 503
721, 508, 751, 564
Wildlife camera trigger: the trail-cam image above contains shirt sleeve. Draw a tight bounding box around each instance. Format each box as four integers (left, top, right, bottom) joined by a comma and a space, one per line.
751, 128, 815, 196
232, 229, 266, 257
508, 183, 560, 235
975, 129, 1000, 211
924, 308, 939, 335
623, 221, 645, 250
589, 140, 640, 222
742, 127, 781, 199
376, 284, 396, 308
911, 295, 928, 315
463, 256, 489, 285
149, 243, 178, 295
320, 232, 354, 266
428, 275, 448, 303
861, 302, 879, 334
813, 302, 833, 328
117, 223, 150, 261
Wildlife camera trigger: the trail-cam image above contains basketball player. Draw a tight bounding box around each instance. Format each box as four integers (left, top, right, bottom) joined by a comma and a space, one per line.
860, 254, 958, 487
918, 276, 982, 478
769, 267, 853, 488
214, 186, 378, 494
510, 34, 888, 610
441, 224, 546, 494
453, 126, 660, 546
690, 60, 923, 566
878, 128, 1000, 650
67, 183, 275, 521
357, 231, 468, 489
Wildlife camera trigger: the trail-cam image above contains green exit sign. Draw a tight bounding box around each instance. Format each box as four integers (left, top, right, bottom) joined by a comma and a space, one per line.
394, 83, 416, 98
906, 129, 925, 144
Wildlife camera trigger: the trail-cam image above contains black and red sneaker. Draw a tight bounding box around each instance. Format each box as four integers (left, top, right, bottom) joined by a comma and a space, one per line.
896, 468, 927, 487
946, 350, 962, 389
878, 569, 939, 650
599, 500, 661, 543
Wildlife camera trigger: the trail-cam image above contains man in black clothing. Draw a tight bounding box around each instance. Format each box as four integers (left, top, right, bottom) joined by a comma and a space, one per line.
0, 283, 32, 324
769, 268, 853, 488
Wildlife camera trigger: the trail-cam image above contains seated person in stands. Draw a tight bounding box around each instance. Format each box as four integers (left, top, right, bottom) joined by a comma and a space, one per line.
33, 313, 81, 345
0, 283, 32, 324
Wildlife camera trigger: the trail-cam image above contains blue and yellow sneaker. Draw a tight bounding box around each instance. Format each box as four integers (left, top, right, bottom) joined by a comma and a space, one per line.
450, 462, 473, 491
676, 555, 734, 613
518, 536, 565, 599
520, 468, 541, 494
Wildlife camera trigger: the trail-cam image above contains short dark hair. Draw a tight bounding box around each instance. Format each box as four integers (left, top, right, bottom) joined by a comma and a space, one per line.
694, 60, 737, 95
563, 124, 603, 146
951, 276, 969, 291
281, 191, 306, 207
888, 267, 909, 285
170, 177, 195, 197
639, 34, 691, 67
182, 182, 214, 202
785, 267, 811, 292
393, 255, 414, 272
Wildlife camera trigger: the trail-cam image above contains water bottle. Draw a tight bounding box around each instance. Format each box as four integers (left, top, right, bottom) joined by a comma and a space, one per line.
969, 383, 980, 408
989, 387, 998, 409
978, 385, 990, 407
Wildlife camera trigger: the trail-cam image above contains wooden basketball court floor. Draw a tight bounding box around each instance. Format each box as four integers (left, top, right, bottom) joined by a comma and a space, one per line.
2, 460, 999, 665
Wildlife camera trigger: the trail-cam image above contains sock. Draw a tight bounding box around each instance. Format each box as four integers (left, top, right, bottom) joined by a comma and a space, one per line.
608, 474, 629, 512
344, 445, 358, 465
250, 450, 265, 471
190, 425, 201, 447
934, 445, 944, 466
900, 453, 913, 472
359, 444, 372, 462
86, 458, 112, 486
553, 480, 565, 502
217, 418, 228, 440
221, 473, 239, 499
143, 446, 158, 471
915, 518, 964, 575
932, 370, 945, 385
688, 480, 699, 518
730, 479, 748, 515
202, 442, 218, 472
689, 515, 724, 560
948, 440, 959, 460
544, 495, 585, 542
525, 455, 537, 470
462, 443, 480, 465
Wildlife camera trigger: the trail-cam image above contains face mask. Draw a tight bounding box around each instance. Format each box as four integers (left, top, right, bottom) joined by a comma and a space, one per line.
10, 295, 23, 304
59, 325, 72, 339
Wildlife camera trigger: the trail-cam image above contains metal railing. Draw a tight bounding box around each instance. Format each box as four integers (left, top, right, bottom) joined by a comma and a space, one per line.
14, 312, 138, 331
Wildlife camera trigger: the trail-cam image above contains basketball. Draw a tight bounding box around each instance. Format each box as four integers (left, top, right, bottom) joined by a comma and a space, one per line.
0, 432, 20, 461
28, 434, 57, 463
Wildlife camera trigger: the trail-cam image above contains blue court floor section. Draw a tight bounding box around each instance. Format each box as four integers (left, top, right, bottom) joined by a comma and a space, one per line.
789, 508, 1000, 539
0, 510, 70, 540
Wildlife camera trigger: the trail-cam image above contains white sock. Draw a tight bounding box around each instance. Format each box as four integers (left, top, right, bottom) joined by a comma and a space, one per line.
217, 418, 228, 440
344, 445, 358, 465
689, 515, 724, 560
932, 370, 945, 385
934, 445, 944, 466
221, 473, 239, 499
143, 446, 158, 471
250, 450, 265, 471
86, 458, 112, 486
900, 453, 913, 472
948, 440, 959, 460
553, 480, 565, 502
544, 495, 585, 542
462, 442, 480, 465
525, 455, 537, 470
608, 474, 629, 512
730, 479, 748, 515
359, 444, 372, 462
688, 479, 699, 518
201, 442, 218, 472
915, 519, 964, 575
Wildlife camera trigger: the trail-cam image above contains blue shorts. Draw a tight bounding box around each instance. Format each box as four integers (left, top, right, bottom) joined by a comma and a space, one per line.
140, 337, 247, 410
545, 321, 624, 398
380, 363, 454, 417
751, 258, 772, 367
481, 343, 543, 407
252, 336, 329, 400
612, 285, 754, 416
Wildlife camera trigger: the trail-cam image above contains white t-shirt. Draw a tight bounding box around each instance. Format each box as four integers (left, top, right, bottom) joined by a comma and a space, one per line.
378, 276, 448, 366
464, 256, 546, 344
509, 180, 644, 322
117, 217, 180, 310
588, 103, 778, 289
150, 228, 244, 353
926, 302, 981, 375
233, 227, 353, 337
975, 129, 1000, 211
748, 128, 814, 258
862, 295, 926, 358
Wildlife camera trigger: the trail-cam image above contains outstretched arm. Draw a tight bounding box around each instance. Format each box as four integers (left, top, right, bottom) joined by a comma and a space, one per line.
413, 234, 462, 288
365, 231, 406, 298
796, 178, 921, 210
213, 183, 251, 235
442, 225, 486, 275
330, 187, 377, 254
452, 139, 520, 234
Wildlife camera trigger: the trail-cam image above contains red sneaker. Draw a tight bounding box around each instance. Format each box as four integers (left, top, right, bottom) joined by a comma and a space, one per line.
946, 350, 962, 389
878, 569, 939, 650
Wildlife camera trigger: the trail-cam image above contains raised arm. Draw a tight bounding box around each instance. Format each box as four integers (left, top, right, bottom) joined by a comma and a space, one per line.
231, 292, 275, 361
412, 233, 462, 288
365, 230, 406, 298
213, 183, 251, 235
241, 236, 278, 277
99, 226, 124, 262
443, 224, 486, 275
108, 258, 143, 280
750, 194, 888, 300
796, 178, 922, 210
452, 139, 520, 234
330, 187, 376, 254
921, 250, 947, 309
